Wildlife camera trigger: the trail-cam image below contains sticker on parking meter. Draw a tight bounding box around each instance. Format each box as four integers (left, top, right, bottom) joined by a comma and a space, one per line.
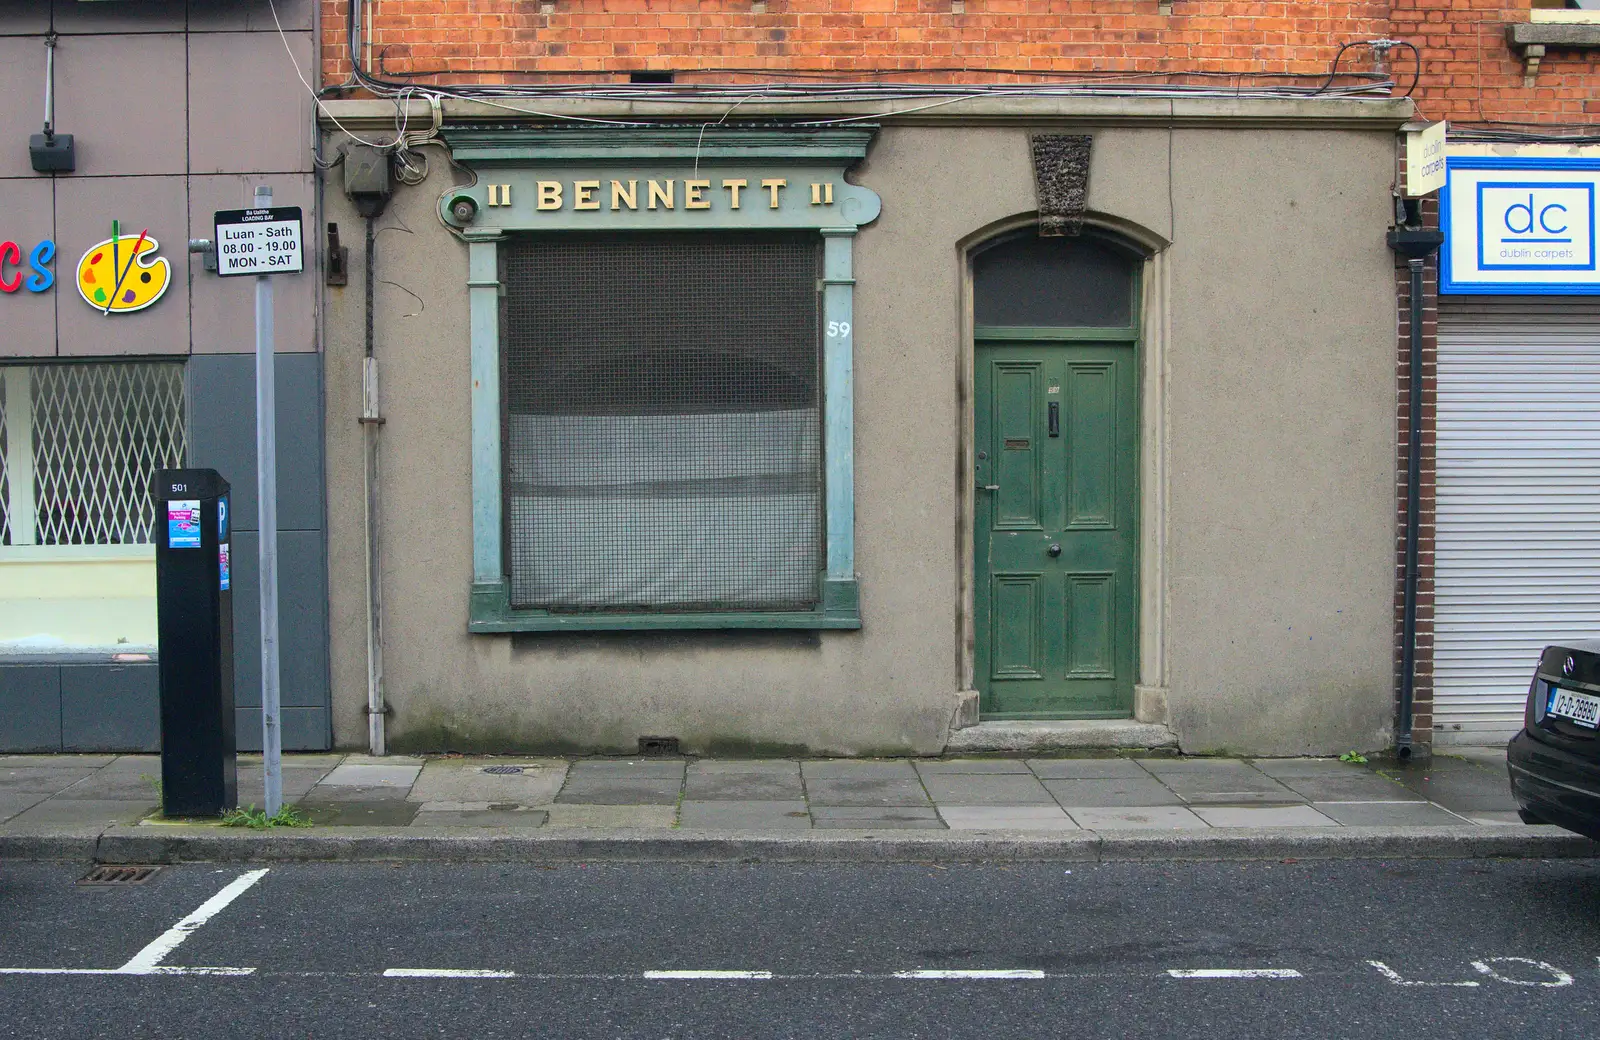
219, 543, 230, 590
167, 500, 201, 549
218, 496, 229, 540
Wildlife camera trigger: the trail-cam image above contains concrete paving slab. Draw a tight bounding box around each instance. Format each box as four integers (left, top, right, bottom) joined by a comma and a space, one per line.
1461, 811, 1525, 826
293, 784, 410, 803
811, 805, 945, 830
1039, 777, 1184, 807
295, 799, 420, 827
5, 798, 153, 827
240, 753, 348, 768
688, 760, 800, 776
237, 767, 333, 803
409, 761, 567, 804
567, 759, 686, 779
0, 769, 104, 796
555, 776, 683, 805
1272, 773, 1423, 803
1451, 747, 1509, 768
1026, 758, 1151, 780
938, 806, 1079, 830
801, 760, 918, 779
317, 763, 423, 788
678, 800, 812, 830
1249, 758, 1373, 778
1312, 801, 1469, 827
913, 759, 1032, 775
683, 772, 803, 801
0, 794, 49, 822
1153, 771, 1303, 804
803, 776, 930, 806
0, 755, 116, 768
1065, 807, 1208, 830
1378, 762, 1519, 813
1134, 758, 1265, 776
1191, 805, 1339, 828
336, 755, 425, 767
920, 773, 1056, 806
55, 769, 165, 801
411, 808, 548, 829
542, 804, 676, 829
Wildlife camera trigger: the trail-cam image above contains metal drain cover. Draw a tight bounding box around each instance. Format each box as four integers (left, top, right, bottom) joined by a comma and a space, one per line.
79, 865, 161, 886
482, 765, 524, 775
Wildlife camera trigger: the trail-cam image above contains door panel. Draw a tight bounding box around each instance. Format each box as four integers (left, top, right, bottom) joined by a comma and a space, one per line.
975, 342, 1137, 719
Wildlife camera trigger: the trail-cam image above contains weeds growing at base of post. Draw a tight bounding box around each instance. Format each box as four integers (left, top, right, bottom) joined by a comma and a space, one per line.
221, 804, 312, 829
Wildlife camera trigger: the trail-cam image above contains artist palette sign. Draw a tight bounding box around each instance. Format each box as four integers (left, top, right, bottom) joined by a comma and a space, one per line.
1442, 157, 1600, 295
0, 221, 171, 313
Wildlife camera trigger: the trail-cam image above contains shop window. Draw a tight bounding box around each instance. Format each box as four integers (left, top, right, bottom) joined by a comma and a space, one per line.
0, 361, 186, 653
501, 232, 822, 613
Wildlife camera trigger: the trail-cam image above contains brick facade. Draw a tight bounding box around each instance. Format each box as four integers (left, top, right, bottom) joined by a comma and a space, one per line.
322, 1, 1595, 129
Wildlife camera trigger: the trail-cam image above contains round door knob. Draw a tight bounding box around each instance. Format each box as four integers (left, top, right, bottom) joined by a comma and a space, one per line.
1047, 543, 1062, 557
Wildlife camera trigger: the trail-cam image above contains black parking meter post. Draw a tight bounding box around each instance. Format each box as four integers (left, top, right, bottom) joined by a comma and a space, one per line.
153, 468, 237, 817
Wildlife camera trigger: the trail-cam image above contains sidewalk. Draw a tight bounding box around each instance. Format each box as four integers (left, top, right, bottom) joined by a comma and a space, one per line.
2, 746, 1594, 863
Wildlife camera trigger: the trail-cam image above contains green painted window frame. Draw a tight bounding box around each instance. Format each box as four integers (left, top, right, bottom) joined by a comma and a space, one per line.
450, 127, 880, 632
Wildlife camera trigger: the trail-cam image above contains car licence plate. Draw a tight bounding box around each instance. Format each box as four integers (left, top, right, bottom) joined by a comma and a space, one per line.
1550, 686, 1600, 729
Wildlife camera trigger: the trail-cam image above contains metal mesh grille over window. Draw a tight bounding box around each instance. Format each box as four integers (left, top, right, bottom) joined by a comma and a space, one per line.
6, 362, 188, 546
503, 231, 822, 613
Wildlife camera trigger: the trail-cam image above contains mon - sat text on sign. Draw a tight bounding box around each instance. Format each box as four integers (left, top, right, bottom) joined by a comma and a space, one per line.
213, 206, 304, 277
1442, 157, 1600, 295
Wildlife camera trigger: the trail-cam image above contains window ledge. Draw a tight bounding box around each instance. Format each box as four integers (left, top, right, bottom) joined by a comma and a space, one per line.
468, 580, 861, 632
1507, 22, 1600, 85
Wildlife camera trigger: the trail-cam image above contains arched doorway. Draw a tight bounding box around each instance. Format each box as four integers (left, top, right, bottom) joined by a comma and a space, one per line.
970, 228, 1145, 719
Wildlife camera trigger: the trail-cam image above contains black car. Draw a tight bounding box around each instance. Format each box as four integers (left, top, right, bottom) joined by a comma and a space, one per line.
1508, 641, 1600, 841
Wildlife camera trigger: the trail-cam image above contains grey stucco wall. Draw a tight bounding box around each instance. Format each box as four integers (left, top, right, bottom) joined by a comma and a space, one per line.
322, 119, 1398, 757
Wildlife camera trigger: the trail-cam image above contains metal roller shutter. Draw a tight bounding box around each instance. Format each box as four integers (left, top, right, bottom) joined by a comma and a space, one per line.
1435, 299, 1600, 744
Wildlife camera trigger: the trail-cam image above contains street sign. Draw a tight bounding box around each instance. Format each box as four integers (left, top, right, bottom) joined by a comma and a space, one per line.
1404, 121, 1447, 197
213, 206, 303, 277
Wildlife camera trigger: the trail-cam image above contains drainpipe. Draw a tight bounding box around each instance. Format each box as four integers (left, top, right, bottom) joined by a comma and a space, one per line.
1387, 206, 1444, 762
360, 215, 387, 756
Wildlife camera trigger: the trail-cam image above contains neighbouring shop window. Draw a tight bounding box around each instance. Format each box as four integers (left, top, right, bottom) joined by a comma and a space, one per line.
0, 362, 187, 547
502, 231, 823, 613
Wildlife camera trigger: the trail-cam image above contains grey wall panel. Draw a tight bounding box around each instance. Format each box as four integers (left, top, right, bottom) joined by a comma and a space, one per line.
0, 2, 50, 33
188, 0, 315, 31
60, 663, 158, 752
52, 34, 187, 177
228, 530, 331, 712
189, 174, 317, 355
0, 38, 51, 179
188, 31, 316, 176
52, 0, 186, 31
189, 352, 326, 531
234, 706, 330, 752
0, 665, 63, 751
0, 177, 60, 358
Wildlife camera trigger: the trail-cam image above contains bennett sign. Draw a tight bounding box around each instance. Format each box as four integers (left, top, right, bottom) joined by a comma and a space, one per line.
213, 206, 304, 277
1442, 157, 1599, 295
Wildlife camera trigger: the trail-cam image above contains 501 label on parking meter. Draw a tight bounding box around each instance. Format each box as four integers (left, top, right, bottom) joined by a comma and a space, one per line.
213, 206, 304, 277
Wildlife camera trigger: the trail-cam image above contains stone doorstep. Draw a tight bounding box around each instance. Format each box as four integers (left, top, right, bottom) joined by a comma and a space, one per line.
945, 720, 1178, 754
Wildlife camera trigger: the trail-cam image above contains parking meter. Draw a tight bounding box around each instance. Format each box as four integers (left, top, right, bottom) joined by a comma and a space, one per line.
153, 468, 237, 817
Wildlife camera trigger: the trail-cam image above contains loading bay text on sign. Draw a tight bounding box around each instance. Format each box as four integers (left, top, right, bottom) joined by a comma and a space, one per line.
213, 206, 303, 277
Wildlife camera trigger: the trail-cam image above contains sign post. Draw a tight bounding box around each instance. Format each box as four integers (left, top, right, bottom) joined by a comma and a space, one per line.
214, 189, 303, 815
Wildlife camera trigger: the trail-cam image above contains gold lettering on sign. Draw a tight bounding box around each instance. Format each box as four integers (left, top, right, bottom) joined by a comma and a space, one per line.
611, 179, 638, 210
536, 181, 563, 211
761, 178, 787, 209
573, 180, 601, 210
722, 179, 747, 209
487, 184, 512, 207
648, 179, 675, 210
683, 179, 711, 210
809, 182, 834, 206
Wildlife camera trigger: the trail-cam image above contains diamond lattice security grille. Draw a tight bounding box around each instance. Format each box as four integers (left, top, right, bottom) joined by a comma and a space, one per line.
30, 363, 187, 545
0, 383, 10, 546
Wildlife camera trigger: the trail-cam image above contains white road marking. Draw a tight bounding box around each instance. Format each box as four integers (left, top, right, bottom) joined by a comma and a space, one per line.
384, 968, 518, 979
0, 966, 256, 977
893, 969, 1047, 979
1368, 961, 1479, 987
641, 970, 774, 980
117, 869, 270, 975
1166, 969, 1303, 980
1472, 958, 1573, 987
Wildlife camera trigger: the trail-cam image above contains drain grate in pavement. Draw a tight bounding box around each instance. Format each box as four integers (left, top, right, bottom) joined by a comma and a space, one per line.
482, 765, 525, 775
79, 865, 161, 886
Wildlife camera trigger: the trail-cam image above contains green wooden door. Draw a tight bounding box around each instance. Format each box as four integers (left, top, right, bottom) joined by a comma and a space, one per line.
974, 341, 1138, 718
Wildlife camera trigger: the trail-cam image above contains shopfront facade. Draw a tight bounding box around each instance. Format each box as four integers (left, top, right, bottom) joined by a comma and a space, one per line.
321, 96, 1411, 757
1429, 143, 1600, 745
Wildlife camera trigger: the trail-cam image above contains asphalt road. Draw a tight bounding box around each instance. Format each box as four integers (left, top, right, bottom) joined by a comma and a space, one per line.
3, 858, 1600, 1039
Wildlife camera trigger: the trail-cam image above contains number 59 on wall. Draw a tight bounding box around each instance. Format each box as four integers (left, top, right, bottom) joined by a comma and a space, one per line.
826, 320, 852, 338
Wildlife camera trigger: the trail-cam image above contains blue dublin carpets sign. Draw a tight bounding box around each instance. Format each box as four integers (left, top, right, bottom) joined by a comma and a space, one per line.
1442, 156, 1600, 295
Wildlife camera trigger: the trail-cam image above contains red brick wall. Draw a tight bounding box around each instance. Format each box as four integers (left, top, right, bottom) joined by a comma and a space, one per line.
322, 2, 1595, 127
